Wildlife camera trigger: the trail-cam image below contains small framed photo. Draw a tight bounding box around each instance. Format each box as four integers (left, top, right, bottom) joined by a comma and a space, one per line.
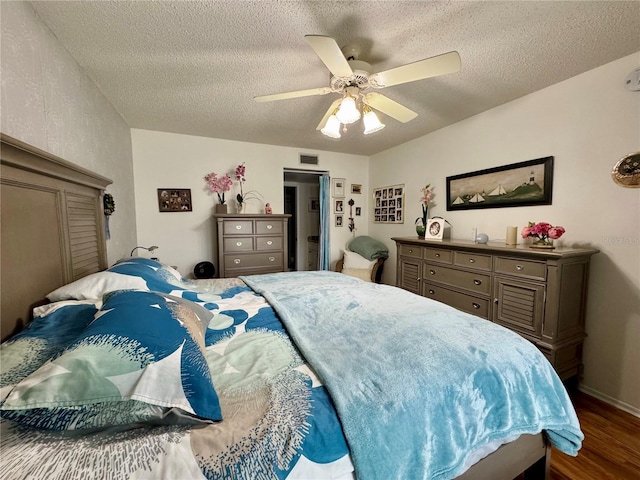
332, 178, 346, 197
426, 218, 445, 240
355, 207, 361, 216
351, 183, 362, 194
158, 188, 192, 212
334, 199, 344, 213
309, 198, 319, 212
335, 215, 343, 227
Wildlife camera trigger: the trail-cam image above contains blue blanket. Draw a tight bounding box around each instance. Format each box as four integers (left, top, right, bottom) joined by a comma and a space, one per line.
242, 271, 583, 480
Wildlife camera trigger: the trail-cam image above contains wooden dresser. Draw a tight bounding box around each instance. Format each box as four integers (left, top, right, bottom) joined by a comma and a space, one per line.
392, 237, 599, 380
214, 214, 290, 277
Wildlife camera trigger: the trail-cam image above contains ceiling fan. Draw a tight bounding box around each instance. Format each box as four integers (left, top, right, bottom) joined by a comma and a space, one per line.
254, 35, 461, 138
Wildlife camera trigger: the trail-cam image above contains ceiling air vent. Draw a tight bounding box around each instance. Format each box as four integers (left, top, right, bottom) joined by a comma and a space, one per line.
299, 154, 319, 165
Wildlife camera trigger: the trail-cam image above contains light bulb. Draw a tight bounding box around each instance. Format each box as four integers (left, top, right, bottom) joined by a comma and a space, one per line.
321, 114, 341, 138
362, 107, 385, 134
336, 95, 361, 124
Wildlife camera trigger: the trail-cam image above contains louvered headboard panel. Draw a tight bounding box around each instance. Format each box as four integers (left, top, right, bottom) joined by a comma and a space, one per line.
0, 134, 112, 341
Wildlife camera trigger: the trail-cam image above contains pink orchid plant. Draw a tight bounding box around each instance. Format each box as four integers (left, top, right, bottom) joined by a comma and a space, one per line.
204, 171, 233, 204
521, 221, 566, 244
416, 184, 435, 227
235, 162, 263, 206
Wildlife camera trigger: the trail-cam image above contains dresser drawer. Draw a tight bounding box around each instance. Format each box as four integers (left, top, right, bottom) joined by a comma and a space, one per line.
399, 244, 422, 258
256, 220, 283, 235
224, 237, 254, 252
224, 220, 253, 235
256, 236, 283, 251
424, 264, 491, 295
424, 248, 452, 263
225, 252, 283, 269
423, 282, 490, 319
454, 251, 492, 270
495, 257, 546, 280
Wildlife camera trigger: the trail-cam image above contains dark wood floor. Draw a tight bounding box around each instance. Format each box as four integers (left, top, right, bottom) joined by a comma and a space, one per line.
550, 390, 640, 480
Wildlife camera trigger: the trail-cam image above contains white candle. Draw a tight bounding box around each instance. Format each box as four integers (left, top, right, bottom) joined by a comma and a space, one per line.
506, 226, 518, 245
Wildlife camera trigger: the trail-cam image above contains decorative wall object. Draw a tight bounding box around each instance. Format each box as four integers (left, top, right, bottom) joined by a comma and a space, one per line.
373, 184, 404, 224
355, 207, 362, 216
611, 152, 640, 187
309, 198, 320, 212
446, 156, 553, 211
335, 215, 343, 227
332, 178, 345, 197
334, 199, 344, 213
158, 189, 192, 212
351, 184, 362, 194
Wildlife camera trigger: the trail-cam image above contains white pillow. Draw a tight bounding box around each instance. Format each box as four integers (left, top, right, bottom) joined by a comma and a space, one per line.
343, 250, 377, 271
46, 272, 148, 302
341, 268, 373, 282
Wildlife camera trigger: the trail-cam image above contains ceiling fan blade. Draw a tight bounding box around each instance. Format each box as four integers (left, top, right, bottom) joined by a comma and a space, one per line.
254, 86, 332, 103
370, 51, 461, 88
364, 92, 418, 123
316, 98, 342, 130
305, 35, 354, 78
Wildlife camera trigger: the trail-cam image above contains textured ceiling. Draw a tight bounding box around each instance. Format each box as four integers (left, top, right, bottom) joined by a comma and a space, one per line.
30, 1, 640, 156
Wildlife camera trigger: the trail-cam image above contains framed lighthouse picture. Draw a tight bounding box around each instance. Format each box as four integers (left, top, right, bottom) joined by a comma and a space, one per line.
446, 156, 553, 211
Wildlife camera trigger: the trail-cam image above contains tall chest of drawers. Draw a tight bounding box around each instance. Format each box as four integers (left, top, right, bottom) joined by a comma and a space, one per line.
392, 237, 599, 380
214, 214, 290, 277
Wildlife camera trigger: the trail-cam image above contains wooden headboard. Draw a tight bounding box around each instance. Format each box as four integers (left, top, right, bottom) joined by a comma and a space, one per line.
0, 134, 112, 341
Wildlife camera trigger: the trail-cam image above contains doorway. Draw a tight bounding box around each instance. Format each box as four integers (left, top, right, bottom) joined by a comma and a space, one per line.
283, 169, 325, 271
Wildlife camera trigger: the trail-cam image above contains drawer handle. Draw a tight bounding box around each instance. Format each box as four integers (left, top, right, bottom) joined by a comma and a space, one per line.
236, 241, 243, 247
429, 269, 436, 275
267, 241, 273, 246
408, 249, 413, 253
494, 298, 499, 305
474, 279, 482, 286
435, 253, 440, 257
235, 225, 242, 230
428, 289, 435, 295
516, 265, 524, 271
472, 303, 481, 309
234, 259, 241, 264
469, 259, 475, 263
416, 277, 421, 282
268, 256, 275, 262
267, 224, 273, 230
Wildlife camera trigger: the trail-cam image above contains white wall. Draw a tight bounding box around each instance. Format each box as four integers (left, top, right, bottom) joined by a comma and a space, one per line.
131, 129, 369, 276
0, 1, 136, 264
370, 53, 640, 413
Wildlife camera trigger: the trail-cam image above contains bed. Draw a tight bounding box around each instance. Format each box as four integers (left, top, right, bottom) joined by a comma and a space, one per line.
0, 134, 582, 480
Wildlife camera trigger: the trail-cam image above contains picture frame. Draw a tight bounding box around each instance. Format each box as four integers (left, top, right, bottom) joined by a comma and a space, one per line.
158, 188, 192, 212
335, 215, 343, 227
446, 156, 553, 211
351, 183, 362, 194
308, 198, 319, 212
334, 199, 344, 213
332, 178, 346, 197
373, 184, 404, 224
425, 218, 445, 240
355, 207, 361, 216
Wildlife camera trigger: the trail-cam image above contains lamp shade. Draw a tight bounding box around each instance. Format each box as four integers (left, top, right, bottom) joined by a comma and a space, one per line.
336, 96, 360, 124
363, 107, 385, 134
321, 114, 342, 138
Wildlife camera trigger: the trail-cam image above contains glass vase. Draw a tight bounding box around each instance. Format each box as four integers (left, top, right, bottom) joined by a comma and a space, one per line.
530, 238, 554, 249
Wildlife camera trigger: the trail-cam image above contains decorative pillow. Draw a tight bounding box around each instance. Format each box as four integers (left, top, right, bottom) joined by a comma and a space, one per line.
1, 290, 221, 430
47, 258, 185, 301
343, 250, 377, 271
341, 268, 372, 282
348, 236, 389, 260
1, 301, 99, 402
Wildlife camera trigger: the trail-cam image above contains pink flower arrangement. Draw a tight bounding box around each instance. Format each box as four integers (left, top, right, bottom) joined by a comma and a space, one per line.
521, 221, 566, 244
234, 162, 262, 206
204, 171, 233, 204
416, 184, 435, 226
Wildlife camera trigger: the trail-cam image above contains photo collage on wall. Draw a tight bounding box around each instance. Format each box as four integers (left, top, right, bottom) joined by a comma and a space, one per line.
373, 184, 404, 224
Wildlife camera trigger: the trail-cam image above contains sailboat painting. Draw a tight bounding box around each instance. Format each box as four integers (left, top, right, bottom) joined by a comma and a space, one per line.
446, 156, 554, 211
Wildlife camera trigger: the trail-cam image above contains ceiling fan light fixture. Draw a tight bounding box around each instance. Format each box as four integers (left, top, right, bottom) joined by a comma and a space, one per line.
336, 94, 360, 124
362, 105, 385, 135
321, 113, 342, 138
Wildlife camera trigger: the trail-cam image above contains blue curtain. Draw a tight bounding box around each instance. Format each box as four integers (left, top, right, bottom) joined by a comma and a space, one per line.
319, 175, 331, 270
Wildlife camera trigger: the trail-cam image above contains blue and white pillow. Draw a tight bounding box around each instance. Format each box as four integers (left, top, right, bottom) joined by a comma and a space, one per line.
1, 290, 221, 430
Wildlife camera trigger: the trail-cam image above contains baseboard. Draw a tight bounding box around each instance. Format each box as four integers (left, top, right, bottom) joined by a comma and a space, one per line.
578, 384, 640, 418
